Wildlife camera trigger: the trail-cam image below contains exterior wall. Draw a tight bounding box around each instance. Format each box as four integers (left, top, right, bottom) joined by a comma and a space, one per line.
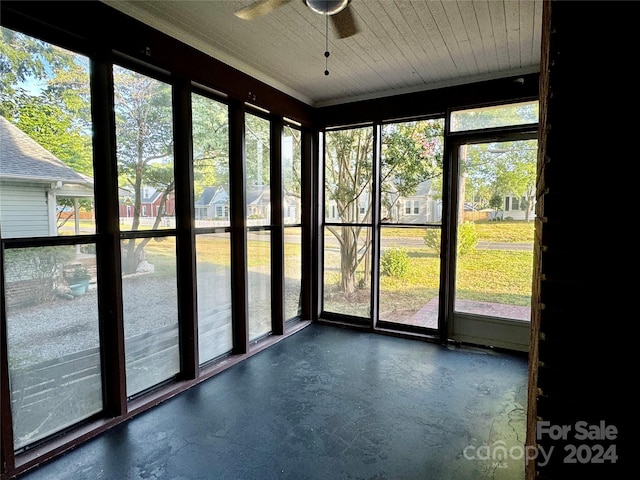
0, 181, 52, 238
503, 195, 534, 221
118, 194, 176, 218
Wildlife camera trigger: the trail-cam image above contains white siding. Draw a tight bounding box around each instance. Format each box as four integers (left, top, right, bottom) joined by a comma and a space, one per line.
0, 182, 52, 238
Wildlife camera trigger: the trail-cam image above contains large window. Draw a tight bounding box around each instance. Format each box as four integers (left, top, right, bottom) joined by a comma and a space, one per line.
449, 101, 538, 132
245, 112, 272, 340
321, 119, 445, 327
192, 93, 233, 364
323, 126, 373, 317
0, 28, 102, 452
378, 118, 444, 328
453, 139, 536, 321
114, 65, 180, 396
283, 124, 302, 320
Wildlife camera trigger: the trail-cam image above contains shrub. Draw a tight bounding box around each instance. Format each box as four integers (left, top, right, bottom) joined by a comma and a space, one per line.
422, 222, 478, 256
423, 228, 441, 254
380, 247, 409, 278
457, 221, 478, 255
3, 246, 76, 304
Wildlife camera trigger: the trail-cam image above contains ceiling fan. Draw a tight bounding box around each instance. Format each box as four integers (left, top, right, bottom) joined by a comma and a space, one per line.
234, 0, 360, 39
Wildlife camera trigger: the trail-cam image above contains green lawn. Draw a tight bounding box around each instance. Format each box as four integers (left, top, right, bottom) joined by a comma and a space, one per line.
138, 220, 535, 314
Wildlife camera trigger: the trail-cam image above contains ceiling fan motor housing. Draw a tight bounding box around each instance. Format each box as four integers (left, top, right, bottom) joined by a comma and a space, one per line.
305, 0, 349, 15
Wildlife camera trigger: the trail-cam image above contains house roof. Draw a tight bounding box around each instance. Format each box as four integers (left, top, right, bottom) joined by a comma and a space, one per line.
196, 186, 229, 206
0, 115, 90, 186
247, 186, 270, 205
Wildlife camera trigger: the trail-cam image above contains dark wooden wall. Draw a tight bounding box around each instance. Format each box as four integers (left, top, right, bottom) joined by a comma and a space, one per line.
528, 1, 634, 477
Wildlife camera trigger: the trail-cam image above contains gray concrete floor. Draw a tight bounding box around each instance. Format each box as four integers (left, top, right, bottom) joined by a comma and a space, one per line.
18, 323, 528, 480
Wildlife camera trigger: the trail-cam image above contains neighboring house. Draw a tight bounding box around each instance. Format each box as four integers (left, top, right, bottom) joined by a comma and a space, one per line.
195, 185, 229, 221
283, 192, 299, 224
118, 186, 175, 219
325, 179, 442, 224
391, 180, 442, 224
501, 194, 534, 221
247, 185, 270, 221
195, 184, 298, 224
0, 116, 93, 238
485, 194, 536, 221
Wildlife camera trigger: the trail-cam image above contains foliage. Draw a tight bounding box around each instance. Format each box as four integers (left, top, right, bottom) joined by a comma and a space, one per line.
380, 247, 410, 278
324, 127, 374, 293
192, 93, 229, 197
451, 102, 538, 131
3, 246, 76, 304
380, 120, 444, 220
245, 112, 270, 188
325, 120, 444, 293
423, 222, 477, 255
423, 228, 441, 254
113, 66, 174, 273
1, 27, 93, 173
489, 193, 503, 214
457, 221, 478, 255
64, 263, 90, 281
283, 125, 302, 218
461, 140, 537, 222
1, 26, 95, 235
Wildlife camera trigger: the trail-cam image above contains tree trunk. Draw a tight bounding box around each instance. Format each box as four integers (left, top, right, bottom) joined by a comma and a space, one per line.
339, 225, 357, 294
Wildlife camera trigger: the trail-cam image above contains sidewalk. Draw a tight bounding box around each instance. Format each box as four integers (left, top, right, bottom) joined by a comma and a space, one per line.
403, 297, 530, 328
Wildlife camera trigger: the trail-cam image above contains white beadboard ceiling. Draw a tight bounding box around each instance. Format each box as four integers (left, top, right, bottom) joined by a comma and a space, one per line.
101, 0, 543, 107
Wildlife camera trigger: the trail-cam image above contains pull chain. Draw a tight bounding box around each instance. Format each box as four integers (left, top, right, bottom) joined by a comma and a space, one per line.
324, 13, 330, 75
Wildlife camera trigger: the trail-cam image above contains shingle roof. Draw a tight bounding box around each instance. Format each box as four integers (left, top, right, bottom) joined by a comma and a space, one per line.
196, 186, 216, 206
0, 115, 89, 184
195, 186, 229, 206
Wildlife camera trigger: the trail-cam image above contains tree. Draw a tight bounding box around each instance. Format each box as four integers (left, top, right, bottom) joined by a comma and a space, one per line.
462, 140, 537, 221
380, 120, 444, 221
283, 125, 302, 222
324, 120, 444, 294
1, 27, 95, 230
113, 66, 174, 274
491, 143, 537, 221
191, 93, 229, 199
325, 127, 373, 294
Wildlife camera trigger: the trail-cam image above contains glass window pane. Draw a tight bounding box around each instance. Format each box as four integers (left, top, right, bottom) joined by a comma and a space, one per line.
324, 127, 373, 224
192, 93, 230, 228
454, 140, 536, 321
114, 66, 174, 232
122, 237, 179, 396
245, 113, 270, 226
450, 101, 539, 132
380, 119, 444, 225
284, 226, 302, 320
196, 233, 233, 364
4, 245, 101, 451
0, 28, 96, 238
247, 232, 271, 341
379, 228, 440, 328
323, 226, 371, 317
283, 126, 302, 225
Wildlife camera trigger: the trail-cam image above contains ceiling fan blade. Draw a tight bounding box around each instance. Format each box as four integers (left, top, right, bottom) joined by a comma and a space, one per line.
234, 0, 292, 20
330, 3, 359, 38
